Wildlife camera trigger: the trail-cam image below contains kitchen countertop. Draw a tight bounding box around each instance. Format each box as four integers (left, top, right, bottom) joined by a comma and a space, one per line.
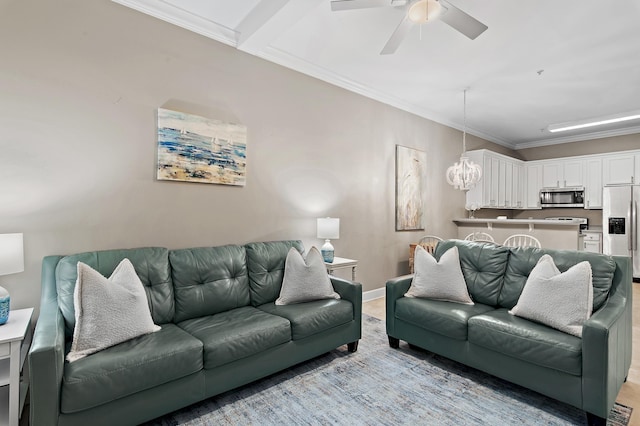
454, 218, 583, 226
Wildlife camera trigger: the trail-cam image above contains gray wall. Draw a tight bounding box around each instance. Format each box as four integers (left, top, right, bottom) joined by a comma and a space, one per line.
0, 0, 512, 313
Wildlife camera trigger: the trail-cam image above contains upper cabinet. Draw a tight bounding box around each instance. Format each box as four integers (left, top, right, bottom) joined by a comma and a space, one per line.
465, 150, 525, 209
541, 159, 583, 188
466, 149, 639, 211
525, 163, 543, 209
602, 153, 638, 185
584, 158, 603, 209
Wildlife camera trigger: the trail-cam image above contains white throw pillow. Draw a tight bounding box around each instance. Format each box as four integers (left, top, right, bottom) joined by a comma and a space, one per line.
405, 245, 474, 305
275, 247, 341, 305
509, 254, 593, 337
67, 258, 161, 362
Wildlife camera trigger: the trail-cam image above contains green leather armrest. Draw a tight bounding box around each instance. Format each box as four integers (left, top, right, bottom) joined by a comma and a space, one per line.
385, 275, 413, 337
581, 256, 632, 418
29, 255, 66, 426
330, 276, 363, 321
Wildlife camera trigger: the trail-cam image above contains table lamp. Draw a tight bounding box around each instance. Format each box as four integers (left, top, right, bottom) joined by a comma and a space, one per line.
0, 233, 24, 325
317, 217, 339, 263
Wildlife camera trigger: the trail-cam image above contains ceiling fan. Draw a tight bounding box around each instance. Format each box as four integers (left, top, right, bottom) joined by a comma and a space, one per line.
330, 0, 488, 55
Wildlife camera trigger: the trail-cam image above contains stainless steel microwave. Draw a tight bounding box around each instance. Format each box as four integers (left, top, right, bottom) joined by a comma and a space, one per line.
539, 187, 585, 208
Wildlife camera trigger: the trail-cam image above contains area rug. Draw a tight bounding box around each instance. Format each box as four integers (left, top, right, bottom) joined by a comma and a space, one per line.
146, 315, 631, 425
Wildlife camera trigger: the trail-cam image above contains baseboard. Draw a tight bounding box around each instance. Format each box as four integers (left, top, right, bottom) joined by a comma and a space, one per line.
363, 287, 385, 302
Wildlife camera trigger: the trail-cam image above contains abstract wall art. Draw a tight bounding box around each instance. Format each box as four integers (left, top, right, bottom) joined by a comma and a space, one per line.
157, 108, 247, 186
395, 145, 426, 231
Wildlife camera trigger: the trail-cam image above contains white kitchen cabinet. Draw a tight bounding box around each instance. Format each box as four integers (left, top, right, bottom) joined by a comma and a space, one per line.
465, 150, 524, 210
584, 158, 603, 209
542, 159, 583, 188
466, 148, 639, 212
488, 155, 500, 207
504, 161, 513, 208
542, 161, 562, 188
525, 163, 543, 209
602, 153, 636, 185
582, 231, 602, 253
513, 163, 524, 208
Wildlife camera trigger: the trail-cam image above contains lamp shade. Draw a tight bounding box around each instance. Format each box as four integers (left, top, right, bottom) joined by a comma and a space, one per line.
0, 233, 24, 276
317, 218, 340, 240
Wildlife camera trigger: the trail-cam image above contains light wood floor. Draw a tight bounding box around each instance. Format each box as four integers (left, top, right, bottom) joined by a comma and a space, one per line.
362, 285, 640, 425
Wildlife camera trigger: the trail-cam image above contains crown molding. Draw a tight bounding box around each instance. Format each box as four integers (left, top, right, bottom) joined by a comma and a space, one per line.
513, 125, 640, 150
111, 0, 238, 46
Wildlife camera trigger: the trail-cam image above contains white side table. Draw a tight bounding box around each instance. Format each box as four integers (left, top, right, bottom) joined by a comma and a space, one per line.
325, 257, 358, 281
0, 308, 34, 426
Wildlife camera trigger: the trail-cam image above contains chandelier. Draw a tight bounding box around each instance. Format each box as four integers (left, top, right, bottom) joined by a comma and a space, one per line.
446, 89, 482, 191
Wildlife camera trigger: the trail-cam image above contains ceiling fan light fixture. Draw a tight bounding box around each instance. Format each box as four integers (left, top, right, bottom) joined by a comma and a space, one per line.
408, 0, 442, 24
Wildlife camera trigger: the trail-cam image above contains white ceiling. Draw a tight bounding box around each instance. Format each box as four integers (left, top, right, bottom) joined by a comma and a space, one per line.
113, 0, 640, 150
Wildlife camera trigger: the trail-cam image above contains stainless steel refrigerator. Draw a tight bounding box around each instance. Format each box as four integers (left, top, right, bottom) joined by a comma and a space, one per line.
603, 184, 640, 279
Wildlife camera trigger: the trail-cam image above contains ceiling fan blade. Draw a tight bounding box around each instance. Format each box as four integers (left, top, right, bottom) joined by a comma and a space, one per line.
380, 15, 413, 55
439, 0, 487, 40
330, 0, 395, 11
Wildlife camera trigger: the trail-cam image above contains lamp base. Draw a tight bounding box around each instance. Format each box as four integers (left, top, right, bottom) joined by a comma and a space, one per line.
0, 285, 10, 325
321, 239, 335, 263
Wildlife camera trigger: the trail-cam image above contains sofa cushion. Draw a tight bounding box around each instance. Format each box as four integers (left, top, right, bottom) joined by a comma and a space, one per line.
500, 247, 616, 311
468, 309, 582, 376
259, 299, 353, 340
395, 297, 495, 341
61, 323, 202, 413
178, 306, 291, 369
405, 246, 473, 305
276, 247, 340, 305
67, 259, 161, 362
509, 254, 593, 337
170, 245, 250, 322
435, 240, 510, 307
56, 247, 174, 337
245, 240, 305, 306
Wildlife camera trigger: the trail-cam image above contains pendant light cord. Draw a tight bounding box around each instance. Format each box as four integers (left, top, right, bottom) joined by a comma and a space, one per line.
462, 89, 467, 154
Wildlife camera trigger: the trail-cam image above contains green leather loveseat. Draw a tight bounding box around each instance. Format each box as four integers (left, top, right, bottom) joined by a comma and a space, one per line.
29, 240, 362, 426
386, 239, 632, 425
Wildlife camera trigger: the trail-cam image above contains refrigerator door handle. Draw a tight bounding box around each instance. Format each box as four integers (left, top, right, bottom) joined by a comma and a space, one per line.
628, 201, 633, 251
633, 201, 638, 251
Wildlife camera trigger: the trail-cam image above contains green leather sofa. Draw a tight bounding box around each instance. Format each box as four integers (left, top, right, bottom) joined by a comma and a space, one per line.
29, 240, 362, 426
386, 239, 632, 425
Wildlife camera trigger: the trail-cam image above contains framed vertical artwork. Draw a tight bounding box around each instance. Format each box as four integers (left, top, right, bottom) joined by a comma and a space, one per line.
157, 108, 247, 186
395, 145, 426, 231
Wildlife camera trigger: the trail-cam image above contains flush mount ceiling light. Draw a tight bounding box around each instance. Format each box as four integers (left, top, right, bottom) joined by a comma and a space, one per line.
548, 110, 640, 133
446, 89, 482, 192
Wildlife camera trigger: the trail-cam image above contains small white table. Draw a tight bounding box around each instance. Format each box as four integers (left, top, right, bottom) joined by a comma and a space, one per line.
325, 257, 358, 281
0, 308, 34, 426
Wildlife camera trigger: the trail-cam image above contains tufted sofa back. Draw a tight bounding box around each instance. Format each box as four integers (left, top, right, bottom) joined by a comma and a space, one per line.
245, 240, 305, 306
52, 240, 312, 337
500, 246, 615, 311
434, 240, 616, 311
434, 240, 509, 306
55, 247, 174, 338
169, 245, 250, 322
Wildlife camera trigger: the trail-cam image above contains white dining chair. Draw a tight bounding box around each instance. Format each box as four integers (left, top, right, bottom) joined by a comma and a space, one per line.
502, 234, 542, 248
464, 232, 495, 243
417, 235, 444, 254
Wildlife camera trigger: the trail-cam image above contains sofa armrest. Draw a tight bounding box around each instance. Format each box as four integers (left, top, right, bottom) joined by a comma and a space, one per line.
581, 256, 632, 418
29, 255, 65, 426
331, 276, 362, 322
385, 275, 413, 337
